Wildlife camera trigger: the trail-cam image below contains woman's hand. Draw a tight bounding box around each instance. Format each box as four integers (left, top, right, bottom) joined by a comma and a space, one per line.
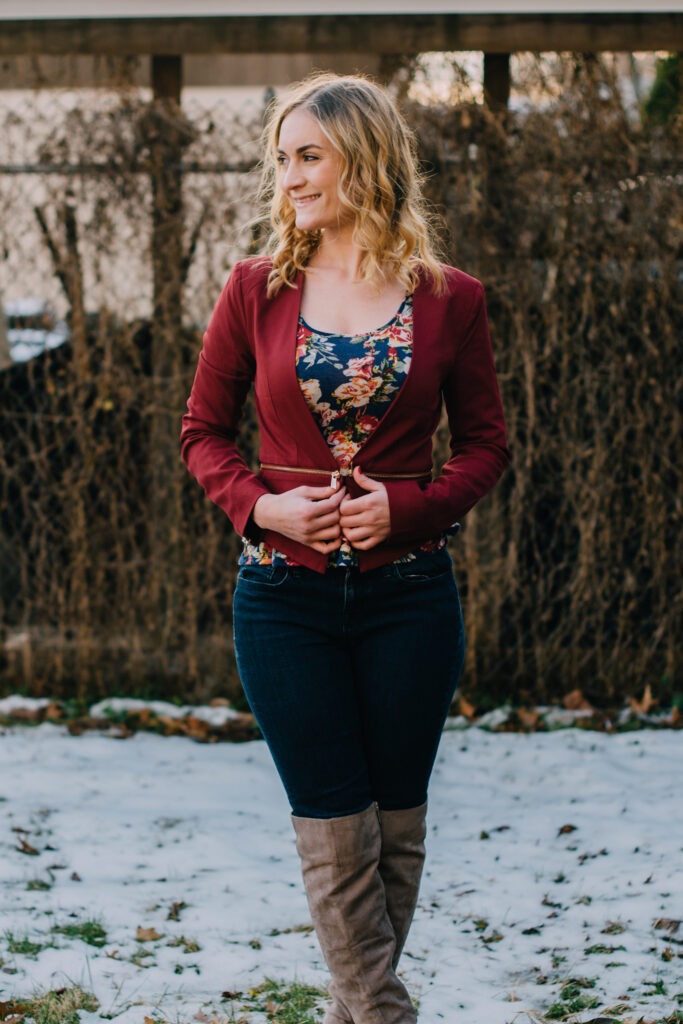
339, 466, 391, 550
252, 482, 345, 554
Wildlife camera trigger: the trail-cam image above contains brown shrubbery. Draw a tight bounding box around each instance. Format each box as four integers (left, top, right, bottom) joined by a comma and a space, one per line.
0, 55, 680, 709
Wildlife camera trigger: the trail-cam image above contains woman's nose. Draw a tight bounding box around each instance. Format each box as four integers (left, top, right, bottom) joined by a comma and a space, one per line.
282, 159, 305, 191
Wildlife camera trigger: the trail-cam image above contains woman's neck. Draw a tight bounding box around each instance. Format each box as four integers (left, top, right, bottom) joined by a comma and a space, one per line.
308, 225, 363, 282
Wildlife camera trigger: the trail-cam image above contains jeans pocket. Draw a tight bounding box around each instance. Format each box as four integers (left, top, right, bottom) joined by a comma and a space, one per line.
392, 549, 453, 583
237, 563, 290, 587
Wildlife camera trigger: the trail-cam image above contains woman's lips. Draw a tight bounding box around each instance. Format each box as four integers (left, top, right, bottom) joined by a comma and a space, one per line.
292, 194, 321, 206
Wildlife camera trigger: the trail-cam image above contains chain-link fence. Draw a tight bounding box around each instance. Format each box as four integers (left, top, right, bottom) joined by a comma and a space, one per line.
0, 55, 681, 709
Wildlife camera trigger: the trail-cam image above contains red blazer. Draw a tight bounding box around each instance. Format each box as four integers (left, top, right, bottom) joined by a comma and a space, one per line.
180, 256, 510, 573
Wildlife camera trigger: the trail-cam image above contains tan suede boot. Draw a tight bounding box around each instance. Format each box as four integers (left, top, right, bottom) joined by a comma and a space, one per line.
292, 803, 417, 1024
325, 803, 428, 1023
378, 802, 427, 969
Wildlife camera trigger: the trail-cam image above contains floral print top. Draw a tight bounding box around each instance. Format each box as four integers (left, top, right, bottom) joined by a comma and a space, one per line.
239, 294, 448, 568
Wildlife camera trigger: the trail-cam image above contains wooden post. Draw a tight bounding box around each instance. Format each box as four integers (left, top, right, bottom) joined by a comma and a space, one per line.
483, 52, 511, 112
480, 54, 511, 286
151, 55, 183, 338
148, 54, 186, 642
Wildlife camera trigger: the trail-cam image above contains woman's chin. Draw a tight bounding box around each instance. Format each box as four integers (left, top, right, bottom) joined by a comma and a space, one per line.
295, 214, 323, 233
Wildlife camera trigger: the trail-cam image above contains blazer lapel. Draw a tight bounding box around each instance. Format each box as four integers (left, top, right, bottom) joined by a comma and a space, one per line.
259, 270, 338, 468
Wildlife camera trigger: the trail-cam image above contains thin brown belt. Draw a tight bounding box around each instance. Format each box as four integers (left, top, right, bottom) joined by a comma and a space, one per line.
259, 462, 432, 487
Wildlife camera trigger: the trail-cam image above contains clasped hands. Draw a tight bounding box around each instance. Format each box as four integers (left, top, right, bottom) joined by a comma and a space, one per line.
252, 465, 391, 553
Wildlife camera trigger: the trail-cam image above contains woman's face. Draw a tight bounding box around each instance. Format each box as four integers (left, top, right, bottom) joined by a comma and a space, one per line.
277, 106, 346, 233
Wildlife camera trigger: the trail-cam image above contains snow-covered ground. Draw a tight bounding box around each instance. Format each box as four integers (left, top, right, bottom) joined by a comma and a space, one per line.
1, 719, 681, 1023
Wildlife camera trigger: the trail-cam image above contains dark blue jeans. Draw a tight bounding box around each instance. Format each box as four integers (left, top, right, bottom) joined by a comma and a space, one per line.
232, 546, 465, 818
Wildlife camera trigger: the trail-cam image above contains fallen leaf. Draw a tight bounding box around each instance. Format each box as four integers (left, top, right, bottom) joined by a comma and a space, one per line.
558, 824, 578, 835
459, 696, 476, 719
136, 926, 163, 941
654, 917, 680, 933
186, 715, 211, 739
563, 689, 594, 711
601, 920, 626, 934
631, 683, 657, 715
1, 1003, 28, 1022
517, 707, 540, 729
158, 715, 187, 736
15, 837, 40, 856
167, 900, 186, 921
3, 706, 41, 722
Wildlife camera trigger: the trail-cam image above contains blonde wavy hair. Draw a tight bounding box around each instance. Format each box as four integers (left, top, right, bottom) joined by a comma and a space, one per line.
259, 72, 446, 297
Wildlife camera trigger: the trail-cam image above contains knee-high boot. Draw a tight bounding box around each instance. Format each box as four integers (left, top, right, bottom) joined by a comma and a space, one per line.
322, 802, 427, 1023
291, 803, 417, 1024
378, 802, 427, 969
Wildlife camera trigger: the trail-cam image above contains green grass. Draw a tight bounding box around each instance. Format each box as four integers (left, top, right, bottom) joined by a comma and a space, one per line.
585, 942, 626, 954
50, 916, 107, 947
644, 978, 668, 996
238, 978, 330, 1023
601, 920, 626, 935
3, 930, 50, 958
25, 877, 52, 891
545, 977, 600, 1021
2, 984, 98, 1023
545, 992, 600, 1019
166, 934, 201, 953
129, 947, 156, 968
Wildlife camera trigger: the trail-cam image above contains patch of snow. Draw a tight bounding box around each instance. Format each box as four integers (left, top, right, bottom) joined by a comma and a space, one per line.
88, 697, 242, 724
542, 706, 595, 728
475, 705, 513, 729
442, 715, 470, 731
0, 723, 680, 1023
0, 695, 51, 714
188, 704, 242, 725
89, 697, 189, 719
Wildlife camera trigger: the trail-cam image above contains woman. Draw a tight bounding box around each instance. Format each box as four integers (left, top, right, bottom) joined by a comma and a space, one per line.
180, 73, 510, 1023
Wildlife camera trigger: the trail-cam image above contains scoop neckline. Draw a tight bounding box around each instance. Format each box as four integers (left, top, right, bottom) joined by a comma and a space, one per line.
299, 295, 411, 338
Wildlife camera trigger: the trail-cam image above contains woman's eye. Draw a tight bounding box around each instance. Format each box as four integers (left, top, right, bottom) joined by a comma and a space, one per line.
303, 154, 318, 161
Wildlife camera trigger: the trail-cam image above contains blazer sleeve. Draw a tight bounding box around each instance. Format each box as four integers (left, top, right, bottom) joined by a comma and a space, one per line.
383, 282, 510, 541
179, 261, 270, 539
